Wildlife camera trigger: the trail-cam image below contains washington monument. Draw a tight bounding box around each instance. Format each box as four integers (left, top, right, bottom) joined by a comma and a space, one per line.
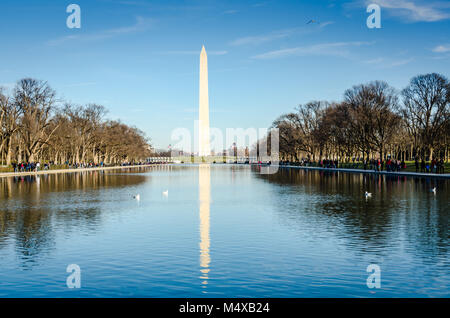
199, 45, 211, 157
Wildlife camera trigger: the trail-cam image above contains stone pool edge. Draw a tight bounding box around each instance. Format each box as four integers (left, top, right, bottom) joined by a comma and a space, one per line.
0, 164, 165, 178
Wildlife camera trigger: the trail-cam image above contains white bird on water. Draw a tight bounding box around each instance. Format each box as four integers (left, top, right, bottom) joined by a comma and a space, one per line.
365, 191, 372, 198
431, 187, 436, 194
163, 190, 169, 197
133, 194, 140, 201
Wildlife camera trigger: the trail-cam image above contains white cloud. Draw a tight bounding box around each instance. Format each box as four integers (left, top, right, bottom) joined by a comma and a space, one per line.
230, 22, 334, 47
431, 54, 450, 60
389, 57, 414, 66
252, 2, 268, 7
47, 16, 155, 46
364, 57, 385, 64
366, 0, 450, 22
223, 9, 238, 14
319, 21, 335, 28
252, 41, 373, 59
230, 29, 298, 46
363, 57, 414, 67
432, 44, 450, 53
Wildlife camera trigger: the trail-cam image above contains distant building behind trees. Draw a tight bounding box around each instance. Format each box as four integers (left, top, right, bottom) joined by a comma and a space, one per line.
271, 73, 449, 163
0, 78, 152, 166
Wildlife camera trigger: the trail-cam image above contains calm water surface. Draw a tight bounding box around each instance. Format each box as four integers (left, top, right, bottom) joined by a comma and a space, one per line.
0, 165, 448, 297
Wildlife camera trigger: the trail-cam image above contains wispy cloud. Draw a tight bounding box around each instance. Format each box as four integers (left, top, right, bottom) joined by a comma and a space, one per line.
252, 2, 268, 7
363, 57, 414, 67
365, 0, 450, 22
230, 29, 298, 46
431, 44, 450, 60
364, 57, 385, 64
389, 57, 414, 66
319, 21, 335, 28
431, 54, 450, 60
230, 22, 334, 47
432, 44, 450, 53
47, 16, 154, 46
252, 41, 373, 59
223, 9, 239, 14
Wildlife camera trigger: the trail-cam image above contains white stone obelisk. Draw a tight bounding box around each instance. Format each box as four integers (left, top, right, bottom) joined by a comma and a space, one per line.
199, 45, 211, 157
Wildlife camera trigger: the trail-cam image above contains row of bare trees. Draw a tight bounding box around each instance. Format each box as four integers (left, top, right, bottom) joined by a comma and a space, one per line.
0, 78, 152, 166
272, 73, 450, 162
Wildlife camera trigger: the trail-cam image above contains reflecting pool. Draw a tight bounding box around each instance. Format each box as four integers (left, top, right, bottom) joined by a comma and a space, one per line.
0, 165, 448, 297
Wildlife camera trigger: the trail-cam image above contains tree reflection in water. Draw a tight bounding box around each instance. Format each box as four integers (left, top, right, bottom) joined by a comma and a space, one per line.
256, 167, 449, 265
0, 170, 148, 269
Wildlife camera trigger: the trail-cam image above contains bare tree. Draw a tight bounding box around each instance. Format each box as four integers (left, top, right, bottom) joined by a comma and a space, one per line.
269, 75, 448, 164
1, 78, 152, 166
345, 81, 400, 160
13, 78, 59, 162
272, 101, 328, 161
402, 73, 450, 160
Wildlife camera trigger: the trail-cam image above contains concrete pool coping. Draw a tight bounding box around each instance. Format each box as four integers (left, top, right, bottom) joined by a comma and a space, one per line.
271, 164, 450, 179
0, 164, 163, 178
3, 163, 448, 179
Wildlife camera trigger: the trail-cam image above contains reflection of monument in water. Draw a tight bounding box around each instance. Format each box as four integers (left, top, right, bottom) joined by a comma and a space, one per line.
198, 46, 211, 157
198, 45, 212, 283
199, 164, 211, 289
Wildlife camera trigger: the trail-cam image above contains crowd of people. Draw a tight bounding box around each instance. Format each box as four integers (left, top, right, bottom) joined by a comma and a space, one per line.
414, 158, 446, 174
279, 158, 340, 168
66, 162, 104, 169
12, 162, 46, 172
66, 161, 155, 169
277, 157, 447, 174
7, 161, 157, 173
364, 158, 406, 172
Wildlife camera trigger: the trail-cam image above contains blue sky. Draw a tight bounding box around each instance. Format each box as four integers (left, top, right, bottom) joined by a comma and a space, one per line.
0, 0, 449, 149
